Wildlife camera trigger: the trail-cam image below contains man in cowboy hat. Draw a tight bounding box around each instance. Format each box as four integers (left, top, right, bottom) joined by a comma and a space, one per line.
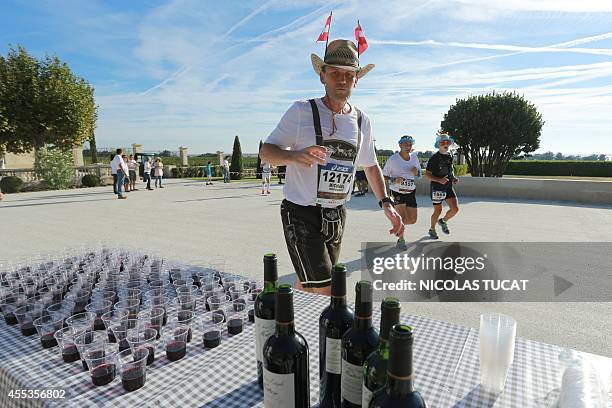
425, 132, 460, 239
260, 39, 404, 295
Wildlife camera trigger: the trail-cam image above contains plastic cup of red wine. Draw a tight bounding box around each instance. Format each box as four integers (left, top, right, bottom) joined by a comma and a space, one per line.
114, 298, 140, 321
169, 309, 195, 343
126, 326, 158, 366
161, 323, 189, 362
0, 293, 27, 326
200, 312, 225, 349
47, 300, 76, 322
226, 303, 246, 336
117, 347, 149, 392
206, 294, 230, 316
65, 289, 91, 314
33, 314, 64, 349
74, 330, 108, 370
101, 308, 129, 343
14, 303, 45, 336
137, 307, 165, 339
85, 300, 113, 331
83, 342, 119, 387
54, 327, 80, 363
109, 318, 138, 353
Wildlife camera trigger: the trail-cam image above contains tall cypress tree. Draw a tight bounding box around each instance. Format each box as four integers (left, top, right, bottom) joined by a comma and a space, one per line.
256, 140, 263, 179
229, 135, 243, 180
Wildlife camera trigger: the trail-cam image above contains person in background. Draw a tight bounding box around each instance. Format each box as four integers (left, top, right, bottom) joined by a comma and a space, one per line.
111, 149, 129, 199
122, 154, 130, 192
223, 156, 230, 183
205, 161, 213, 186
143, 158, 153, 190
110, 152, 118, 195
261, 162, 272, 195
128, 155, 138, 191
353, 167, 368, 196
154, 158, 164, 188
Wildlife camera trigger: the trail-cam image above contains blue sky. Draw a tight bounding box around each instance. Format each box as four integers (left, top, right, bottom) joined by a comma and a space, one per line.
1, 0, 611, 155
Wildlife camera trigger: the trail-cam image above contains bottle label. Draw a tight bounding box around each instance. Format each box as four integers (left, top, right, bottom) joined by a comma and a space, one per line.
263, 368, 295, 408
362, 383, 374, 407
325, 337, 342, 374
255, 316, 276, 362
341, 359, 364, 405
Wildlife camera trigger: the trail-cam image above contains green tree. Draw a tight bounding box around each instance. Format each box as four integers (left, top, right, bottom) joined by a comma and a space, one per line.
0, 45, 97, 154
441, 91, 544, 177
555, 152, 564, 160
256, 140, 263, 179
229, 135, 243, 180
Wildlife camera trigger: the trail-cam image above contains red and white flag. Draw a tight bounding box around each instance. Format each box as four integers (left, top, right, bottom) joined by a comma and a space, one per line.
317, 13, 332, 42
354, 22, 368, 54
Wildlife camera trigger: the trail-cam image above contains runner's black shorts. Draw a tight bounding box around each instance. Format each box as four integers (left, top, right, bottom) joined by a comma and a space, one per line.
391, 190, 417, 208
430, 182, 457, 205
280, 199, 346, 288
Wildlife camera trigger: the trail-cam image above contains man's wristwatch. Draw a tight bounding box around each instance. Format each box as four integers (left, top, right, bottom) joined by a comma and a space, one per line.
379, 197, 394, 208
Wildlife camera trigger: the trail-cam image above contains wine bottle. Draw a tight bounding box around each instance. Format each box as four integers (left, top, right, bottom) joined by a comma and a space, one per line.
362, 298, 401, 407
319, 264, 355, 408
341, 281, 379, 407
255, 253, 278, 390
369, 325, 427, 408
262, 284, 310, 408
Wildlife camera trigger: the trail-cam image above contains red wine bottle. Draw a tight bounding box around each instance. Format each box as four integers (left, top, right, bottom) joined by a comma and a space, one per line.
362, 298, 401, 407
341, 281, 379, 407
369, 325, 427, 407
319, 264, 355, 408
255, 253, 278, 389
263, 284, 310, 408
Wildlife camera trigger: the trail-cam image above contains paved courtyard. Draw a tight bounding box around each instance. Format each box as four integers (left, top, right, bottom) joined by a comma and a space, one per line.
1, 178, 611, 356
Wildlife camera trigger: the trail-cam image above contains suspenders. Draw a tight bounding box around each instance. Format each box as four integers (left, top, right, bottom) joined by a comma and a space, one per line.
308, 99, 362, 154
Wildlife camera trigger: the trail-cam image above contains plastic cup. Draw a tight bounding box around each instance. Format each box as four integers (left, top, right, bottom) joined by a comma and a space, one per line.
109, 318, 138, 352
114, 298, 140, 320
83, 342, 119, 386
117, 347, 149, 392
200, 311, 224, 349
47, 300, 76, 322
479, 313, 517, 393
74, 330, 108, 371
170, 309, 195, 343
85, 300, 113, 331
226, 302, 246, 335
65, 312, 96, 335
127, 326, 158, 366
54, 327, 80, 363
14, 303, 45, 336
0, 293, 27, 325
206, 294, 230, 318
33, 314, 64, 348
137, 307, 165, 339
101, 309, 129, 343
161, 323, 189, 362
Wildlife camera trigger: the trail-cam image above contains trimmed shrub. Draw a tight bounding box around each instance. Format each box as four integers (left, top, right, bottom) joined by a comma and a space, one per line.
81, 174, 101, 187
0, 176, 24, 193
34, 148, 75, 190
453, 164, 469, 176
504, 161, 612, 177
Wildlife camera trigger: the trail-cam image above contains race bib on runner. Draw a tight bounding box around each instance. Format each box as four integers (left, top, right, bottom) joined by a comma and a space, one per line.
393, 178, 415, 193
315, 162, 354, 207
432, 190, 447, 201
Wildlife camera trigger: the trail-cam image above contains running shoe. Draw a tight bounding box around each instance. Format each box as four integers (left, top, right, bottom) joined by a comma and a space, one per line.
396, 238, 408, 250
428, 228, 438, 239
438, 219, 450, 234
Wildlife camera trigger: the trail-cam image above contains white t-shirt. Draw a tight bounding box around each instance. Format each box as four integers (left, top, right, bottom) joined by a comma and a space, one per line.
223, 160, 229, 170
383, 152, 422, 193
265, 98, 378, 207
144, 161, 152, 174
262, 163, 272, 176
111, 155, 128, 174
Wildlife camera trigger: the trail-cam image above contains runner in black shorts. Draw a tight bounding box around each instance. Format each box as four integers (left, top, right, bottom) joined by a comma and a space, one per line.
425, 132, 460, 239
383, 135, 421, 249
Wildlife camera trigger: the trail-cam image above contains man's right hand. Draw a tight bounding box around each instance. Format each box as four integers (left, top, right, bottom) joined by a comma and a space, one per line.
291, 145, 327, 168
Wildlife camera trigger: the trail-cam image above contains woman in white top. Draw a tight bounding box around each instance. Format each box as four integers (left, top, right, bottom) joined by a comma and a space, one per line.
154, 158, 164, 188
383, 135, 422, 249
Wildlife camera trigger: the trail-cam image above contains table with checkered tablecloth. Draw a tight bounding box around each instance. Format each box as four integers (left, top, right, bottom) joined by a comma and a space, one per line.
0, 289, 610, 408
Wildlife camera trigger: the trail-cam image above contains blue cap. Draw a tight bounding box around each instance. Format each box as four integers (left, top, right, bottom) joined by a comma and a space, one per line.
435, 132, 454, 148
398, 135, 415, 145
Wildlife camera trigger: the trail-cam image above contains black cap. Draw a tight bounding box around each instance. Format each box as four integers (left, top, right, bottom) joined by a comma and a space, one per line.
275, 284, 294, 323
388, 324, 414, 378
263, 253, 278, 283
331, 264, 347, 297
355, 280, 373, 318
380, 298, 401, 341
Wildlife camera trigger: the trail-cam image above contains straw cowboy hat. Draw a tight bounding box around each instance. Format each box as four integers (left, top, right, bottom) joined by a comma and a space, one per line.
311, 39, 375, 79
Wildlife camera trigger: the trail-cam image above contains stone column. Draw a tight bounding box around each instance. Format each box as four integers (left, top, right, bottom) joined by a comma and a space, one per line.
72, 146, 84, 167
179, 147, 189, 166
132, 144, 142, 156
217, 151, 224, 166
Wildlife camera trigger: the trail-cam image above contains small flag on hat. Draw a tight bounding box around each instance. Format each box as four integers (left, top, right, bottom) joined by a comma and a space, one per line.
317, 12, 332, 42
355, 20, 368, 55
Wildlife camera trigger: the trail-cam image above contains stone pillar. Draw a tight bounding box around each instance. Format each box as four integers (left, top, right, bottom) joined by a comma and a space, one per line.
217, 151, 224, 166
132, 144, 142, 156
72, 146, 84, 167
179, 147, 189, 166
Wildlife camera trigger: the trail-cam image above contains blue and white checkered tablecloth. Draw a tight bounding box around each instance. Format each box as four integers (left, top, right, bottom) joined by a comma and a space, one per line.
0, 290, 610, 408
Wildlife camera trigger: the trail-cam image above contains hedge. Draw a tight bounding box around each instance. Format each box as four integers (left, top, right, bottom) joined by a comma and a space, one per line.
81, 174, 101, 187
504, 161, 612, 177
453, 164, 469, 176
0, 176, 24, 193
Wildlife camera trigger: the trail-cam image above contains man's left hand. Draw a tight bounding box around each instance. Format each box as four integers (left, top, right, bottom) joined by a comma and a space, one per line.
383, 203, 404, 237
